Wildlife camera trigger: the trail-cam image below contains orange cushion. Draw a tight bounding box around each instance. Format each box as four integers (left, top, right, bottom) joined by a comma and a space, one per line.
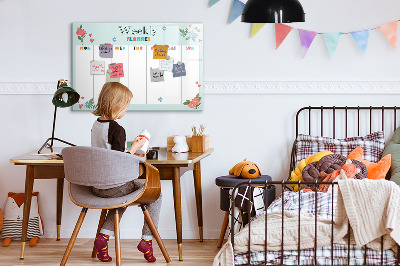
348, 146, 391, 180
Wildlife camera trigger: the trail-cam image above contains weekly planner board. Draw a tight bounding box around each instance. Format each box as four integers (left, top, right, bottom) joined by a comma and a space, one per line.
72, 23, 203, 111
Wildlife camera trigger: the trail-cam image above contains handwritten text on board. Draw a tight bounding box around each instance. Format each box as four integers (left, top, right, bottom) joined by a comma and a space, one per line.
108, 63, 124, 78
172, 63, 187, 78
90, 60, 105, 75
150, 68, 165, 82
159, 57, 174, 72
99, 43, 113, 58
153, 45, 169, 59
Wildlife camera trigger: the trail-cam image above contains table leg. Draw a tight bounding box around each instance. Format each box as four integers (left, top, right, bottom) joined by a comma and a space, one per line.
172, 167, 183, 261
20, 165, 35, 259
193, 161, 203, 242
56, 178, 64, 241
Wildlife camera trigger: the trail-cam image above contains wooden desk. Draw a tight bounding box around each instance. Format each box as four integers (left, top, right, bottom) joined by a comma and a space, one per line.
10, 147, 213, 261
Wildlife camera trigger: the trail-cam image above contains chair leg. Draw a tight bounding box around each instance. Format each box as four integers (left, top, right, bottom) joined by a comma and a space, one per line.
141, 205, 171, 263
217, 211, 230, 248
91, 209, 108, 258
114, 209, 121, 266
60, 208, 88, 266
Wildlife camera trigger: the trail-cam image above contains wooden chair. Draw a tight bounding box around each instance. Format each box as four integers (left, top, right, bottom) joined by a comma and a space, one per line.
60, 146, 171, 265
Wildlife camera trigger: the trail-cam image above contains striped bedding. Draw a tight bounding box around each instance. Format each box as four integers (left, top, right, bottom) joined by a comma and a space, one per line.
234, 191, 397, 265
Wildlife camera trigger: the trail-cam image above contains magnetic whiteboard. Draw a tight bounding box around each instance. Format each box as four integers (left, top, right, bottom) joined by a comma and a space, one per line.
72, 23, 203, 111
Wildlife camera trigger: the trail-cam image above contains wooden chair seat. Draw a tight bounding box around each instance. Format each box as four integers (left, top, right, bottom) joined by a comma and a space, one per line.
60, 146, 171, 265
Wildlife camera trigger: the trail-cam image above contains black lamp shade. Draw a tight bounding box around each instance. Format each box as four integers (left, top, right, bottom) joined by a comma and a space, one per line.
52, 85, 80, 108
242, 0, 305, 23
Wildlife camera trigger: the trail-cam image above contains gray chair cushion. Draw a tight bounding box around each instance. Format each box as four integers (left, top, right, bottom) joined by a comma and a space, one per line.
62, 146, 145, 188
69, 180, 145, 208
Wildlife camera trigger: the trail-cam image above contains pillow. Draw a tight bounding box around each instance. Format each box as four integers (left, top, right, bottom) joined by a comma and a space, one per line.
348, 146, 391, 180
382, 126, 400, 184
295, 131, 385, 166
289, 150, 333, 191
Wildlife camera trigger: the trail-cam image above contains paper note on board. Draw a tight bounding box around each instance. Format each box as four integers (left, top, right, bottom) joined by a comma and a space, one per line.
99, 43, 113, 58
90, 60, 105, 75
150, 68, 165, 82
172, 63, 186, 77
159, 57, 174, 71
108, 63, 124, 78
106, 72, 120, 82
153, 45, 169, 59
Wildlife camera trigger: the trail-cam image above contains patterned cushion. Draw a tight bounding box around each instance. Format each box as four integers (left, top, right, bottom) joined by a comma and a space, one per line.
295, 131, 385, 166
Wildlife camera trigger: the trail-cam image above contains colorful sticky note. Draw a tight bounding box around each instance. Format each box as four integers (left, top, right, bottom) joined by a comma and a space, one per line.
150, 68, 165, 82
108, 63, 124, 78
172, 63, 186, 78
153, 45, 169, 59
159, 57, 174, 71
106, 72, 120, 82
99, 43, 113, 58
90, 60, 105, 75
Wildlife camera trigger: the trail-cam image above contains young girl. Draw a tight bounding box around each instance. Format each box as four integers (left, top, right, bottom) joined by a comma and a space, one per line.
91, 82, 162, 263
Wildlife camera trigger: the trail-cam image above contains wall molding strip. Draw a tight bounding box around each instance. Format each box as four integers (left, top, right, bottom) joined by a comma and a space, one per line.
1, 81, 400, 95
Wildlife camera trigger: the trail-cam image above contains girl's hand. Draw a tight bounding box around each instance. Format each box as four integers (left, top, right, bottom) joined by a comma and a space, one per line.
129, 137, 147, 155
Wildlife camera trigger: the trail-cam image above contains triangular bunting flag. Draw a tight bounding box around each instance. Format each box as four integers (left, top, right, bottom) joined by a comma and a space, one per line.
209, 0, 220, 7
351, 29, 370, 55
251, 23, 266, 38
378, 21, 398, 50
229, 0, 245, 24
298, 29, 317, 58
323, 33, 341, 58
275, 23, 293, 49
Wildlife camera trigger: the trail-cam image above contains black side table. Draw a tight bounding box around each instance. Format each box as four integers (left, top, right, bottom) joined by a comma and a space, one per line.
215, 175, 275, 248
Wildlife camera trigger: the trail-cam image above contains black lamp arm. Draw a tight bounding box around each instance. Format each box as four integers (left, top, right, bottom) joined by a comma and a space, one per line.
37, 105, 75, 154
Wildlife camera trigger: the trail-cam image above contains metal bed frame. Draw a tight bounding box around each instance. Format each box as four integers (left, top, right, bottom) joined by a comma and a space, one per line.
230, 106, 400, 266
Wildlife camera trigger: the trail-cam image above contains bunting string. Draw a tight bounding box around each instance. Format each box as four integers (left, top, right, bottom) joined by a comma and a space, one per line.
209, 0, 399, 58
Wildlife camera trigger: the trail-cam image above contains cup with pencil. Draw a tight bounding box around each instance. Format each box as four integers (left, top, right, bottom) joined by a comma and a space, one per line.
191, 124, 209, 152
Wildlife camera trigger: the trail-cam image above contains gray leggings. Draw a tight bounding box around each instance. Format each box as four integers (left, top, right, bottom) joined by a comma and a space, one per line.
92, 180, 162, 240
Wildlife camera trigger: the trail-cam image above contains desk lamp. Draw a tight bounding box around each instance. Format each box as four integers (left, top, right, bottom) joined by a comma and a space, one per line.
241, 0, 305, 23
38, 79, 80, 154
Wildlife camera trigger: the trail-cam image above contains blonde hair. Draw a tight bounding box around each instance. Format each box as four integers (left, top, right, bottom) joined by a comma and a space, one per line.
93, 82, 133, 120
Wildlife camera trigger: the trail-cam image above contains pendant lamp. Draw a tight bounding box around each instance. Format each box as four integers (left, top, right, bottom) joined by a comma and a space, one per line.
38, 79, 80, 154
242, 0, 305, 23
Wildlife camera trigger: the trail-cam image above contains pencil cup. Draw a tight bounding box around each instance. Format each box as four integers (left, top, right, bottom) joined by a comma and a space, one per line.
191, 135, 209, 153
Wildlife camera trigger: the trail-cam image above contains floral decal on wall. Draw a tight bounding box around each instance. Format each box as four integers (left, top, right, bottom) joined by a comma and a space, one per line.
76, 25, 87, 44
179, 25, 201, 42
183, 93, 201, 109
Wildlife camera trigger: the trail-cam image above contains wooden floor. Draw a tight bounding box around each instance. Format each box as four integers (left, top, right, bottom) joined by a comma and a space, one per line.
0, 239, 221, 265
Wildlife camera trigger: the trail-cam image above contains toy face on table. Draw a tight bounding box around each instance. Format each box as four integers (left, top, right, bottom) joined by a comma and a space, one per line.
229, 159, 261, 179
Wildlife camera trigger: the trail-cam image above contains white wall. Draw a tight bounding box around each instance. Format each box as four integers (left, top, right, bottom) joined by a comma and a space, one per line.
1, 0, 400, 239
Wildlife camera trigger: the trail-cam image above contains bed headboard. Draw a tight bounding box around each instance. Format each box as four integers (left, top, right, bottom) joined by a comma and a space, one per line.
290, 106, 400, 179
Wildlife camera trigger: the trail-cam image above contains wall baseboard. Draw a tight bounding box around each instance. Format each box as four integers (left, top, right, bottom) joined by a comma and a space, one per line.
1, 81, 399, 95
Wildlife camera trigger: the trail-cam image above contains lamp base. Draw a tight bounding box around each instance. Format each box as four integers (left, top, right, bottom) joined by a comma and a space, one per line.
38, 137, 76, 154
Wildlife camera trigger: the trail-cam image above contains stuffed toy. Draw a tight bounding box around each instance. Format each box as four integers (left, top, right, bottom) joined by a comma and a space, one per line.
317, 160, 360, 193
172, 135, 189, 153
229, 159, 261, 179
289, 150, 333, 191
0, 208, 3, 232
1, 192, 44, 247
348, 146, 391, 180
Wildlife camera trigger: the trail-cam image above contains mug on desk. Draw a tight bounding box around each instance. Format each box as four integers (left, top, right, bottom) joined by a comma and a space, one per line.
146, 150, 158, 160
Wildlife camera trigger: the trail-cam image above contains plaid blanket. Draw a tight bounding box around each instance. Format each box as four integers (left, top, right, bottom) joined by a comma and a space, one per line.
234, 191, 397, 265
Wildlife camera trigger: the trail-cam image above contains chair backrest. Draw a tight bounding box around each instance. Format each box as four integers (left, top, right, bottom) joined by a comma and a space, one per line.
62, 146, 145, 187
